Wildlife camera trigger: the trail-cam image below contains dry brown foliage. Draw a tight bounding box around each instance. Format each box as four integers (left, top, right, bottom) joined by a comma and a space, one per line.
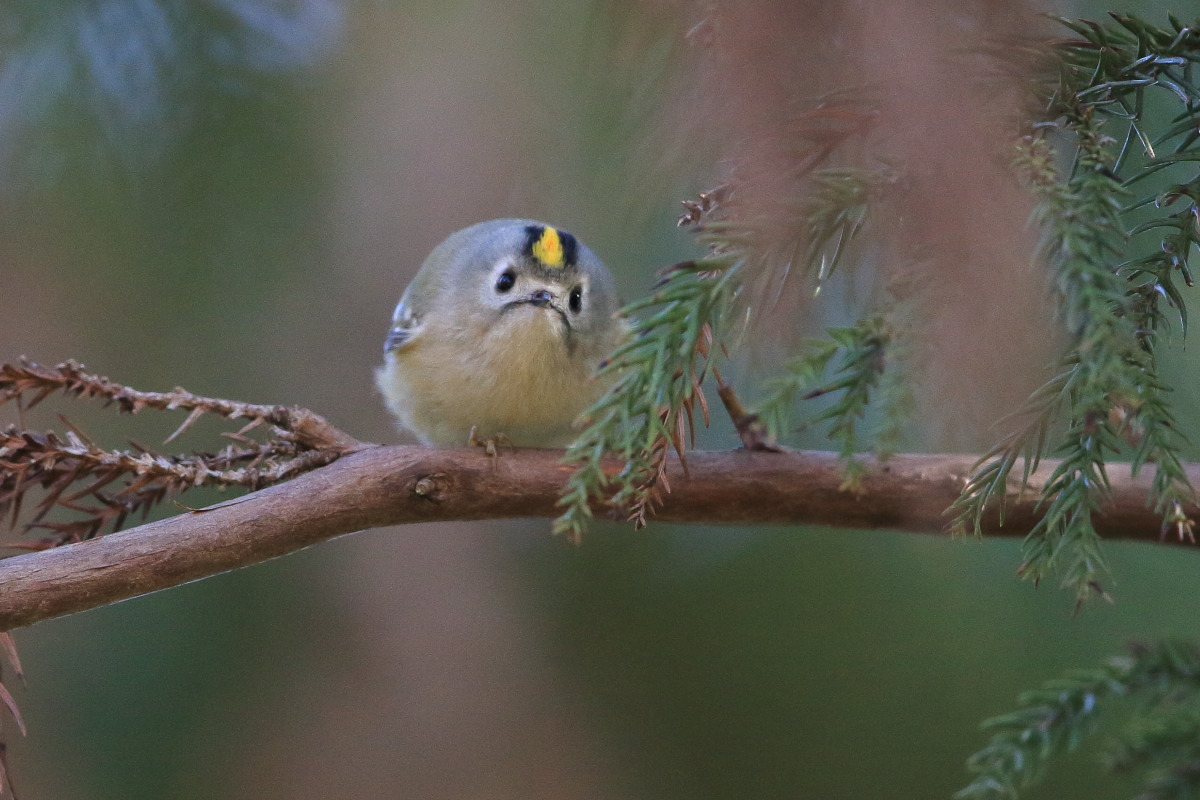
0, 359, 365, 794
0, 359, 362, 549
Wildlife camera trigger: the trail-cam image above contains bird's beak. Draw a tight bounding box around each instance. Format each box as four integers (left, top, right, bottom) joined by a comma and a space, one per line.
504, 287, 570, 329
526, 289, 554, 308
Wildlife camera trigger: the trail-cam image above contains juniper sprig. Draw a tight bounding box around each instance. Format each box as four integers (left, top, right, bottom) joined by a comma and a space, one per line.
958, 640, 1200, 800
952, 13, 1200, 602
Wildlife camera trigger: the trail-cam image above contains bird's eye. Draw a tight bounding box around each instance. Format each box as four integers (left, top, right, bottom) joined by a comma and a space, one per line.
569, 286, 583, 313
495, 270, 516, 293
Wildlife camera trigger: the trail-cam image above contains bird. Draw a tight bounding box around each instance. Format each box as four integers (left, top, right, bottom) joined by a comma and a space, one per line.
375, 219, 627, 448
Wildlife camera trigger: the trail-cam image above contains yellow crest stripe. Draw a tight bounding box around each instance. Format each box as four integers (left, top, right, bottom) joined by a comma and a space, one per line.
531, 226, 565, 268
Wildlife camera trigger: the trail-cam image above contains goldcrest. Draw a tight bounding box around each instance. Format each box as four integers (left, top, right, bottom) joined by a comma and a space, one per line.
375, 219, 626, 447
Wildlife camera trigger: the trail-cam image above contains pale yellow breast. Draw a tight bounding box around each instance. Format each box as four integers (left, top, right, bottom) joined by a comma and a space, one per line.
375, 307, 612, 447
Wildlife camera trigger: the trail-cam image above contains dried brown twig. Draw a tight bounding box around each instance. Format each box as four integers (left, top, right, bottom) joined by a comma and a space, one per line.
0, 360, 358, 450
0, 613, 23, 797
0, 359, 365, 794
712, 366, 781, 453
0, 359, 364, 548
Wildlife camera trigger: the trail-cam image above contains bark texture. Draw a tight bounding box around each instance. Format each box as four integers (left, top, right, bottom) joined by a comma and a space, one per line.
0, 445, 1195, 631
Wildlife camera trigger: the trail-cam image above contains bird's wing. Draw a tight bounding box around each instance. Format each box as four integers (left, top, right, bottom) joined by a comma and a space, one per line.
383, 291, 423, 353
384, 325, 415, 352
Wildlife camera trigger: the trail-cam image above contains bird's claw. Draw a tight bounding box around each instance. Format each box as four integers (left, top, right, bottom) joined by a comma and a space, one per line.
467, 426, 512, 458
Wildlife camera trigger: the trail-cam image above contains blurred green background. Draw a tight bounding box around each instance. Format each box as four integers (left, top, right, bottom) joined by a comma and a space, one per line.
3, 1, 1200, 798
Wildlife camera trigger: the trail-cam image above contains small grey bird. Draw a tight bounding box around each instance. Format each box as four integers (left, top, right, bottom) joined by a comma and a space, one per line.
375, 219, 626, 447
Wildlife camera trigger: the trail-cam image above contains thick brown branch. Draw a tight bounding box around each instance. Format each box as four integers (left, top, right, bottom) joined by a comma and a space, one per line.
0, 446, 1196, 631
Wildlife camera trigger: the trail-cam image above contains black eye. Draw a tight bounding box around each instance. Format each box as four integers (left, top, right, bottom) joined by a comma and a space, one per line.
569, 286, 583, 313
495, 270, 516, 293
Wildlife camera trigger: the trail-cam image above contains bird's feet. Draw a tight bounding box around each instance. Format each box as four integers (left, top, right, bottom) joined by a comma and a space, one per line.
467, 426, 512, 458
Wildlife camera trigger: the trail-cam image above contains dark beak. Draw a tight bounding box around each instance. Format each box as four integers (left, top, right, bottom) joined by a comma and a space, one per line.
503, 289, 570, 330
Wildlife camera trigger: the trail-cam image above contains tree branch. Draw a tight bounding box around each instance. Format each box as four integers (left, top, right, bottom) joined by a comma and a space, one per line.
0, 445, 1196, 631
